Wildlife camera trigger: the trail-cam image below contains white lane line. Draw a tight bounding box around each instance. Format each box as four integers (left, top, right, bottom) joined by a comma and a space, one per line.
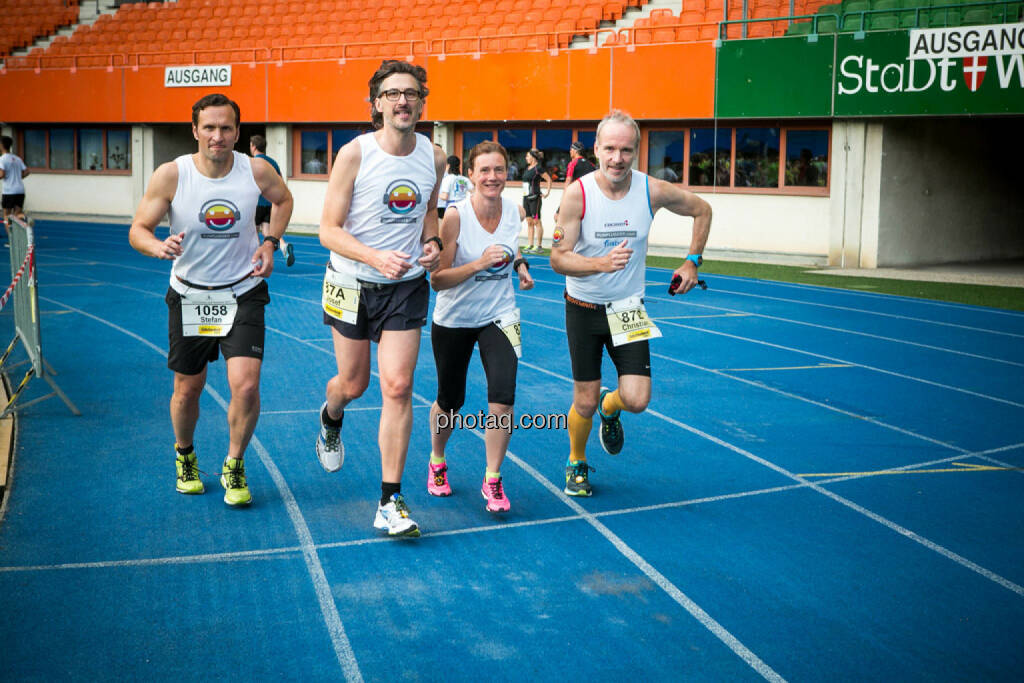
35, 295, 365, 683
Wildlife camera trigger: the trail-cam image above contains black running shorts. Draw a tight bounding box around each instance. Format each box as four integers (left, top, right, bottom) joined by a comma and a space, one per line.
565, 296, 651, 382
166, 280, 270, 376
254, 205, 272, 226
324, 275, 428, 343
432, 321, 518, 411
2, 194, 25, 210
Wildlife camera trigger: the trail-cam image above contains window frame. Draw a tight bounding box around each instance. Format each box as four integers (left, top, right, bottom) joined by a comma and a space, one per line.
456, 125, 598, 187
17, 126, 132, 175
292, 124, 430, 179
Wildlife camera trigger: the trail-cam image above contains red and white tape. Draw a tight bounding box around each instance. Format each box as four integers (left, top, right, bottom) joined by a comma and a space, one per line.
0, 243, 35, 313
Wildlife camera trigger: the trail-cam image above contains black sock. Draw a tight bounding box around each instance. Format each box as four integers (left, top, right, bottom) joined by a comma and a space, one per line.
176, 444, 194, 456
381, 482, 401, 505
322, 405, 343, 428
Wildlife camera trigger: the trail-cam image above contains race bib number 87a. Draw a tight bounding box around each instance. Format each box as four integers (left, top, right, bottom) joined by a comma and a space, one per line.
322, 267, 361, 324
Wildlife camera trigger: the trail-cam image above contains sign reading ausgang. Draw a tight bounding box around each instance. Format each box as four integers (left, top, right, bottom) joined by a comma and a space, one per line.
164, 65, 232, 88
909, 23, 1024, 60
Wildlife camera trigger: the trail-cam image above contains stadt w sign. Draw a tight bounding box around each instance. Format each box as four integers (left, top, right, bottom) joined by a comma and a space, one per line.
834, 27, 1024, 116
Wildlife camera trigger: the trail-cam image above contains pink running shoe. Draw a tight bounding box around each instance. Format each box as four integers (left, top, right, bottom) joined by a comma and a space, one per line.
481, 475, 510, 513
428, 460, 451, 497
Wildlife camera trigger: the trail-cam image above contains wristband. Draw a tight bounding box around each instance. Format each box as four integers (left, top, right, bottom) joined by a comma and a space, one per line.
263, 235, 281, 251
513, 257, 529, 272
424, 235, 444, 251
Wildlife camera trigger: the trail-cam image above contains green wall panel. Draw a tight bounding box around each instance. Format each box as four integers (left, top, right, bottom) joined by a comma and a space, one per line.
716, 35, 836, 118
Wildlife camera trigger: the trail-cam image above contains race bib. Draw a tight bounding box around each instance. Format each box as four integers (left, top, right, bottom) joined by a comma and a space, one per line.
605, 296, 662, 347
495, 308, 522, 359
181, 289, 237, 337
322, 267, 361, 324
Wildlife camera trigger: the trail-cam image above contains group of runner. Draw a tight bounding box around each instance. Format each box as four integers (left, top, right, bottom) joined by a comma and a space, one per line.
128, 60, 710, 537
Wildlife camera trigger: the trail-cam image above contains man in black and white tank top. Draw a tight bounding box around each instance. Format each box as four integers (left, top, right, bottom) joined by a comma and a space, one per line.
550, 110, 711, 498
316, 60, 446, 537
129, 93, 293, 508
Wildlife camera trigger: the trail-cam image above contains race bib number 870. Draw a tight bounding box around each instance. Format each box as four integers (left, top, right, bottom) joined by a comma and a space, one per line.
605, 296, 662, 346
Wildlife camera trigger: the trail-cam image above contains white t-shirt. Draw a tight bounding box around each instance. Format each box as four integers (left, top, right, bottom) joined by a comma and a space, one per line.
0, 153, 27, 195
439, 172, 472, 209
432, 196, 520, 328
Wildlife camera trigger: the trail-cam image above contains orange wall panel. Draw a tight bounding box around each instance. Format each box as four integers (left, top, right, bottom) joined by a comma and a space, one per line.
267, 59, 382, 123
122, 65, 268, 123
0, 68, 123, 122
610, 44, 715, 119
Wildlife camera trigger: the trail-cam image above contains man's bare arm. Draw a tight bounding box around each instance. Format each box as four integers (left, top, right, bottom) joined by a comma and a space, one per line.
128, 162, 181, 260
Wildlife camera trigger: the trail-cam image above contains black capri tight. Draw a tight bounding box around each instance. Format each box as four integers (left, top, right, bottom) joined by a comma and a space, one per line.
432, 321, 518, 411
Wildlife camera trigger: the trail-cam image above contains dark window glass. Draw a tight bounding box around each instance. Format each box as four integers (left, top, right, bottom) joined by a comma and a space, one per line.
78, 128, 104, 171
648, 130, 684, 183
536, 128, 571, 182
689, 128, 731, 187
785, 129, 828, 187
107, 129, 130, 170
498, 128, 531, 181
24, 130, 46, 168
49, 128, 75, 170
735, 127, 780, 188
461, 130, 494, 175
576, 130, 596, 151
300, 130, 328, 174
331, 128, 363, 160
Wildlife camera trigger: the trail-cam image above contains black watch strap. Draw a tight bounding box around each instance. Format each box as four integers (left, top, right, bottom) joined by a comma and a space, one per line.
425, 235, 444, 251
263, 235, 281, 251
513, 257, 529, 272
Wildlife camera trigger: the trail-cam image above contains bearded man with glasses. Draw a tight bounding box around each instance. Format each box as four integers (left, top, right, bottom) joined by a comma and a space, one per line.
316, 60, 446, 537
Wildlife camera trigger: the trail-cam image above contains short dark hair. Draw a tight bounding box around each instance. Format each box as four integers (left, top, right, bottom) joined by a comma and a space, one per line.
367, 60, 428, 130
570, 141, 585, 153
250, 135, 267, 153
191, 93, 240, 128
0, 136, 12, 152
446, 155, 460, 174
527, 148, 543, 163
466, 141, 508, 173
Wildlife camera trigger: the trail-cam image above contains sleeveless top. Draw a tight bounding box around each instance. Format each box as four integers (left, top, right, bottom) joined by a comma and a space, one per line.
168, 151, 262, 295
432, 196, 520, 328
329, 132, 437, 284
565, 169, 653, 304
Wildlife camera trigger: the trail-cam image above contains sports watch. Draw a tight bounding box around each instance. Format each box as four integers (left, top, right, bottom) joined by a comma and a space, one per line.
686, 254, 703, 268
263, 235, 281, 251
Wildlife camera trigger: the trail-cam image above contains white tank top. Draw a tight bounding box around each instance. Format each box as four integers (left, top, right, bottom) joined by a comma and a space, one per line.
565, 169, 653, 304
432, 197, 520, 328
329, 132, 438, 283
168, 151, 262, 295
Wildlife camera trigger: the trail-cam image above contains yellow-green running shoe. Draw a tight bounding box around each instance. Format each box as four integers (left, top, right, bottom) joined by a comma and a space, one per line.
175, 448, 205, 495
220, 457, 252, 506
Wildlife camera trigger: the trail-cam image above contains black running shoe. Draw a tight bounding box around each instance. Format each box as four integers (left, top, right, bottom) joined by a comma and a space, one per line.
597, 387, 624, 455
564, 460, 594, 497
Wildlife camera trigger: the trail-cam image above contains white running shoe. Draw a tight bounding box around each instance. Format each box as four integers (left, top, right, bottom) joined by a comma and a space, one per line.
315, 402, 344, 472
373, 493, 421, 537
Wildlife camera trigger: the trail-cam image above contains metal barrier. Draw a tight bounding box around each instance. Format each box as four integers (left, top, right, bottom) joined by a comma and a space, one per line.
0, 216, 80, 418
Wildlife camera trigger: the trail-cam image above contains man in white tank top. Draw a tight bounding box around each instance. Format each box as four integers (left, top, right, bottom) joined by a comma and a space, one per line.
550, 110, 711, 497
317, 60, 446, 537
129, 94, 293, 508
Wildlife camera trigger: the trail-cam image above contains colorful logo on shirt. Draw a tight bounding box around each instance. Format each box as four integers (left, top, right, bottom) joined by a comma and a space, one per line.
198, 199, 240, 231
382, 179, 422, 215
486, 245, 515, 274
552, 227, 565, 244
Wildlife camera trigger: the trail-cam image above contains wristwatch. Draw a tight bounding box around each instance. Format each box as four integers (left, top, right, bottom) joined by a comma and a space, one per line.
686, 254, 703, 268
263, 235, 281, 251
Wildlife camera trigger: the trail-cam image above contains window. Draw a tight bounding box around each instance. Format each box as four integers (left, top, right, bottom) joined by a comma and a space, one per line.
735, 127, 780, 188
460, 130, 494, 173
300, 130, 328, 175
19, 127, 131, 173
648, 130, 685, 183
784, 129, 828, 188
78, 129, 104, 171
689, 128, 730, 187
49, 128, 74, 170
331, 128, 364, 160
498, 129, 531, 182
535, 129, 571, 182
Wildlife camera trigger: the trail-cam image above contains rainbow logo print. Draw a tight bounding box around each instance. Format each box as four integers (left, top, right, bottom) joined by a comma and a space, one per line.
383, 179, 421, 215
199, 199, 241, 231
486, 245, 515, 274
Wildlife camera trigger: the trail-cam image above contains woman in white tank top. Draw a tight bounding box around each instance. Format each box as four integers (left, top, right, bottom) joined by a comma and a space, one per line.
426, 141, 534, 513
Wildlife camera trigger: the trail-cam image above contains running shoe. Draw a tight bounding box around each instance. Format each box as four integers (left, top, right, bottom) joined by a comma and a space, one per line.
373, 493, 421, 537
427, 460, 451, 497
175, 447, 204, 495
220, 457, 252, 506
597, 386, 624, 455
564, 460, 594, 497
285, 243, 295, 267
481, 474, 510, 513
316, 402, 344, 472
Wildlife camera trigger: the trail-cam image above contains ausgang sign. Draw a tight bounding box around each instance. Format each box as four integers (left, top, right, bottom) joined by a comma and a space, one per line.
164, 65, 232, 88
834, 29, 1024, 116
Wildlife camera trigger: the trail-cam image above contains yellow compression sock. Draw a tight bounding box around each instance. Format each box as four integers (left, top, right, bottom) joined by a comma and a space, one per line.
601, 389, 625, 417
568, 405, 592, 463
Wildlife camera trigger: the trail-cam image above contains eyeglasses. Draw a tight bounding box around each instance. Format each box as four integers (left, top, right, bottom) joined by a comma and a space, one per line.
378, 88, 422, 102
